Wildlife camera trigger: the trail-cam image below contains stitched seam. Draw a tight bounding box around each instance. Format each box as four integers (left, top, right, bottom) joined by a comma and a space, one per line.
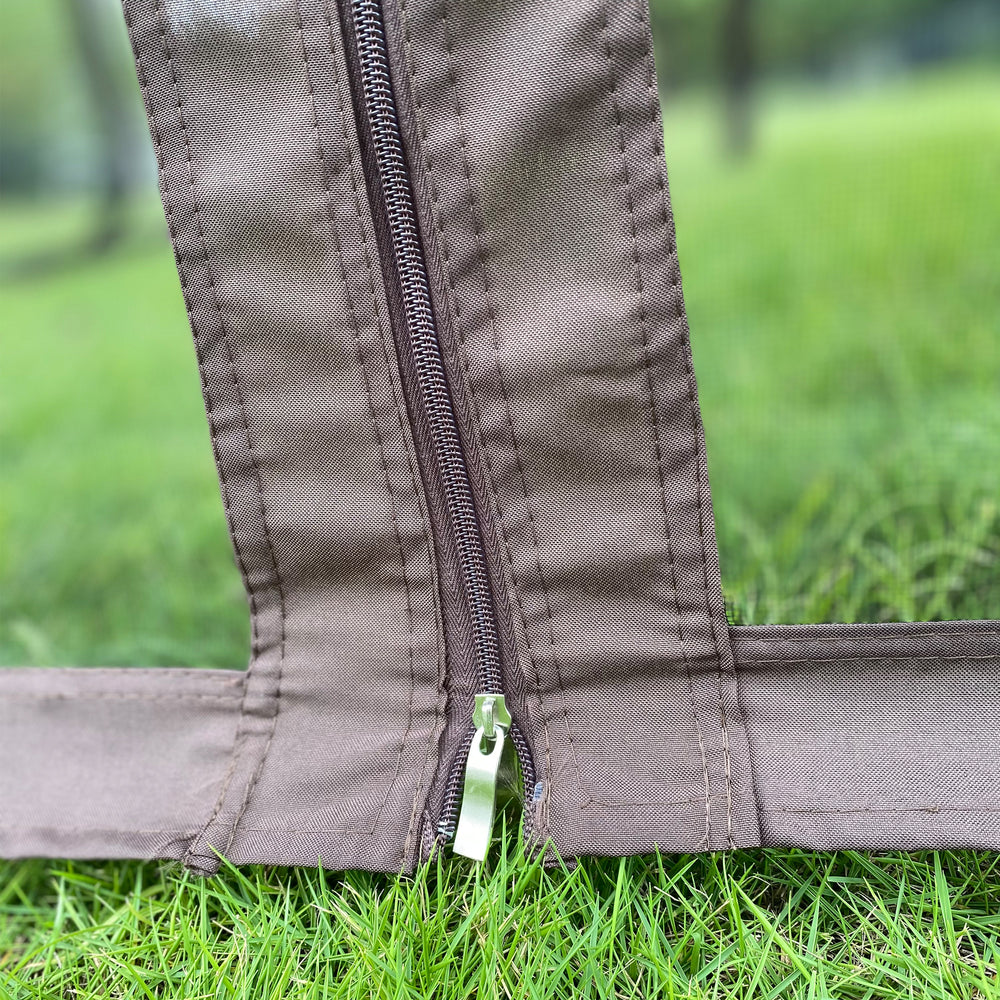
0, 694, 242, 703
322, 0, 446, 862
765, 805, 1000, 816
222, 827, 420, 836
124, 8, 254, 866
322, 4, 445, 861
739, 654, 1000, 665
601, 5, 714, 845
735, 630, 1000, 644
122, 10, 260, 669
583, 792, 727, 809
232, 795, 719, 829
395, 0, 556, 808
9, 803, 996, 837
146, 1, 288, 865
640, 1, 737, 847
437, 2, 576, 803
11, 801, 1000, 834
635, 0, 738, 845
296, 3, 427, 853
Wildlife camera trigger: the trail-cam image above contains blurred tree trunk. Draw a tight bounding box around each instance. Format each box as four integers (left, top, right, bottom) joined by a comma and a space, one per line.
63, 0, 132, 252
5, 0, 137, 278
722, 0, 755, 158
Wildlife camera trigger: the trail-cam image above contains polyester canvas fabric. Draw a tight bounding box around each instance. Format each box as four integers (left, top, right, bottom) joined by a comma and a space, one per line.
1, 0, 997, 872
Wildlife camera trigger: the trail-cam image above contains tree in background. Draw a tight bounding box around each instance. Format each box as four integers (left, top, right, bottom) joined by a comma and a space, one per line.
721, 0, 755, 157
0, 0, 143, 277
647, 0, 994, 157
63, 0, 135, 255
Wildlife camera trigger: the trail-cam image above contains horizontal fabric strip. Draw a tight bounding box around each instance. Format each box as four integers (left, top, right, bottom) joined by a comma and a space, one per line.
0, 668, 243, 860
734, 622, 1000, 851
4, 618, 997, 862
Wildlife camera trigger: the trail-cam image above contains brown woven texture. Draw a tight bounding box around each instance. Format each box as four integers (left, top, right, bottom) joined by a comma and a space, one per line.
1, 0, 997, 871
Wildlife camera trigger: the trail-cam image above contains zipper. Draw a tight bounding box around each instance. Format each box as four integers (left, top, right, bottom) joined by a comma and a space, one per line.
451, 694, 513, 861
346, 0, 534, 859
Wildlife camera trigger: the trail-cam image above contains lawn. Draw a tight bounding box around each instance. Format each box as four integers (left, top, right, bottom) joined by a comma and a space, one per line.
1, 69, 998, 997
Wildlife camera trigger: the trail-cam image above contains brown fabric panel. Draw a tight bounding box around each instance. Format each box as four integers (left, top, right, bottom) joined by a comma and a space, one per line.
384, 0, 759, 853
119, 0, 446, 872
122, 0, 287, 873
0, 669, 243, 860
7, 0, 996, 870
732, 619, 1000, 661
734, 622, 1000, 850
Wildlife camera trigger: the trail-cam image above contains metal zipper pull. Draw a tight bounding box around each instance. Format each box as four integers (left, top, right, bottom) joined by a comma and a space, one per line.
452, 694, 513, 861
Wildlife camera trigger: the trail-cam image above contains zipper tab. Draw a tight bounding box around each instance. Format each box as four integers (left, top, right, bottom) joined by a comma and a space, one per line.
452, 695, 513, 861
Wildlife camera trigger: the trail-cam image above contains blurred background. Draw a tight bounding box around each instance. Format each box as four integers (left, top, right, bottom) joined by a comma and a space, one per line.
1, 0, 998, 666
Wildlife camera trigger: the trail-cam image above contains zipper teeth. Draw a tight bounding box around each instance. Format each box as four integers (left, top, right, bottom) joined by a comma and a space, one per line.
437, 727, 475, 837
351, 0, 503, 696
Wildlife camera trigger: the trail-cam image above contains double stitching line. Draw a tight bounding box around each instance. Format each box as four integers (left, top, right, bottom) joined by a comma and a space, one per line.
395, 0, 569, 828
143, 0, 288, 868
436, 2, 575, 800
600, 4, 718, 845
394, 0, 558, 824
633, 0, 742, 847
299, 1, 443, 855
318, 0, 446, 863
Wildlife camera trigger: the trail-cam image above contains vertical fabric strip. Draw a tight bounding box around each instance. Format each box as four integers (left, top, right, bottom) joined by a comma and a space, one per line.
382, 0, 761, 853
118, 0, 446, 872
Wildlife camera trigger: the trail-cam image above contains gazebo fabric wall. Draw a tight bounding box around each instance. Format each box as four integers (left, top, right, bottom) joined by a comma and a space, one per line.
1, 0, 997, 873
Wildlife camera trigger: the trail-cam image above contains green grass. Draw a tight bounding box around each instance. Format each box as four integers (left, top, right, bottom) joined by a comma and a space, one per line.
668, 69, 1000, 624
2, 838, 999, 998
0, 202, 247, 668
2, 69, 999, 997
